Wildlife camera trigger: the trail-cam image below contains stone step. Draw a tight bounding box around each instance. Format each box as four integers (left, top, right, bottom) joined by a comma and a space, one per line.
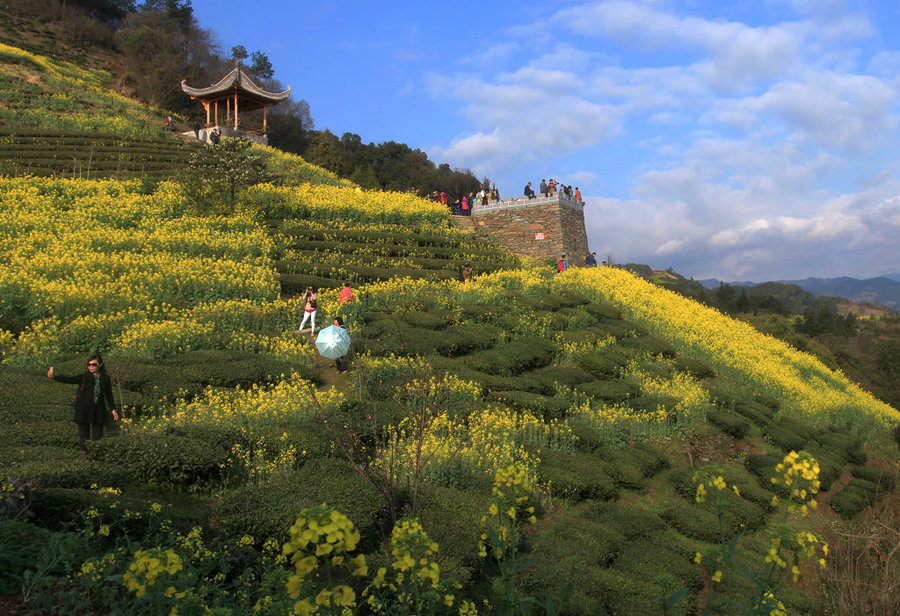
450, 215, 476, 232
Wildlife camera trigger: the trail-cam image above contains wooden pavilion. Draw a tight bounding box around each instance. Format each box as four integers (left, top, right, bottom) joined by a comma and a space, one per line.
181, 64, 290, 144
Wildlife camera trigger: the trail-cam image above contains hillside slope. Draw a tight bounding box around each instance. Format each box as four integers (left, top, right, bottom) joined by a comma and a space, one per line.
0, 41, 898, 616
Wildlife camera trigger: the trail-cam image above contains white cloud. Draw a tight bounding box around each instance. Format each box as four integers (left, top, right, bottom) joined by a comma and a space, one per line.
425, 0, 900, 279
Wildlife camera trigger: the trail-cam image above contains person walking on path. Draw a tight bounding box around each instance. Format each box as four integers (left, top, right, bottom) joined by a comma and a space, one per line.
47, 355, 118, 451
338, 282, 354, 305
332, 317, 350, 374
298, 286, 318, 335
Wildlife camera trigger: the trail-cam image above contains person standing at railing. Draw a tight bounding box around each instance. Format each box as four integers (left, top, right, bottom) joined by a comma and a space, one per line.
575, 187, 582, 202
539, 179, 548, 196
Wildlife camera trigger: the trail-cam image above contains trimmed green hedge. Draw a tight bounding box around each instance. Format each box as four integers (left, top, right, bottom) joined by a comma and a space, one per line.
211, 458, 383, 546
491, 391, 571, 420
707, 409, 751, 439
466, 336, 556, 376
88, 432, 228, 487
537, 449, 618, 501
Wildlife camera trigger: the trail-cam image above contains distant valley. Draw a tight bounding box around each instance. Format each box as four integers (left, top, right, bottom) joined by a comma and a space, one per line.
700, 274, 900, 311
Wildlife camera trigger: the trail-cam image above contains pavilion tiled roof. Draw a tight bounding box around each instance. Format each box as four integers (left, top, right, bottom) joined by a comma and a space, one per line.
181, 65, 291, 103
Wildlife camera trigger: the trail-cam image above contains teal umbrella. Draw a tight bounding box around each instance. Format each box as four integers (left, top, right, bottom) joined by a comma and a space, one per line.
315, 325, 351, 360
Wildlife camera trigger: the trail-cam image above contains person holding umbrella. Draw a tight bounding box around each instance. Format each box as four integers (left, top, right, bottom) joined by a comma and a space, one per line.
315, 317, 352, 374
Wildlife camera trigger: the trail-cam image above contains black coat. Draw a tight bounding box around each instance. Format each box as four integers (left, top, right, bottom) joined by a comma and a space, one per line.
53, 371, 115, 425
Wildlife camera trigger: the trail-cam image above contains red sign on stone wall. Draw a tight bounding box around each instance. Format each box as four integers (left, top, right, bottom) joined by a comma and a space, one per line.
534, 232, 545, 240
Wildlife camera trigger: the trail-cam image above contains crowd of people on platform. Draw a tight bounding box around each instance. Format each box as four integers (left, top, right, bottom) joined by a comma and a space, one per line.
421, 186, 501, 216
524, 179, 582, 203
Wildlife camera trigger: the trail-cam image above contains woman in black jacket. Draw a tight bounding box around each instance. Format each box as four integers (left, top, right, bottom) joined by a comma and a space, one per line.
47, 354, 118, 450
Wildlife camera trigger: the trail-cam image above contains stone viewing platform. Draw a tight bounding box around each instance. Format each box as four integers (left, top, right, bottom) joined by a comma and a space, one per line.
472, 192, 584, 215
467, 192, 589, 262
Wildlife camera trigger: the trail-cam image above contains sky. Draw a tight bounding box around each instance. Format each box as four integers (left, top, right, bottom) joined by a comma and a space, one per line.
189, 0, 900, 282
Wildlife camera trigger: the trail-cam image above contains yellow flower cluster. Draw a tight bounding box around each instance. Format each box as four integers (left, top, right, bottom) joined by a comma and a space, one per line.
128, 374, 341, 433
123, 548, 184, 598
480, 463, 537, 560
386, 406, 570, 485
0, 177, 282, 363
248, 182, 449, 226
558, 267, 900, 428
770, 450, 821, 516
282, 504, 367, 615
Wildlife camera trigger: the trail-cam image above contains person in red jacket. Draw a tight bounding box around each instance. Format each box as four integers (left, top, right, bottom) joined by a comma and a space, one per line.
338, 282, 354, 305
558, 255, 567, 272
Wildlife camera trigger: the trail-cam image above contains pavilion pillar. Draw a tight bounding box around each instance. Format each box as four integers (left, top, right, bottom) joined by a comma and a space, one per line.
263, 105, 268, 133
234, 92, 239, 129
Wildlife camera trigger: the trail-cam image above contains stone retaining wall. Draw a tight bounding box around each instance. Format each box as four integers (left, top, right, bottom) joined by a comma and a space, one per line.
470, 194, 589, 263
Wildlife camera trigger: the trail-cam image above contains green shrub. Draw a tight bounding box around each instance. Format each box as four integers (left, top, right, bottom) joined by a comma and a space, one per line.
810, 451, 843, 492
88, 432, 228, 487
0, 521, 52, 593
850, 466, 896, 492
627, 394, 682, 415
442, 323, 501, 354
575, 349, 630, 379
212, 458, 383, 547
597, 458, 645, 490
574, 379, 641, 403
744, 453, 780, 479
659, 500, 722, 543
577, 501, 668, 539
407, 485, 490, 583
669, 470, 767, 532
3, 445, 130, 489
537, 449, 618, 501
730, 399, 775, 426
528, 364, 596, 390
466, 336, 556, 376
829, 478, 881, 520
612, 537, 702, 591
397, 310, 452, 330
619, 334, 677, 358
593, 320, 641, 340
593, 442, 670, 478
528, 515, 625, 571
817, 430, 866, 465
765, 417, 815, 451
491, 391, 571, 420
707, 409, 751, 439
672, 356, 715, 379
582, 302, 622, 320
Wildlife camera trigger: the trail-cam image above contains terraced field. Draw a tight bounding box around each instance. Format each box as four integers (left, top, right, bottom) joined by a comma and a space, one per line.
0, 128, 200, 180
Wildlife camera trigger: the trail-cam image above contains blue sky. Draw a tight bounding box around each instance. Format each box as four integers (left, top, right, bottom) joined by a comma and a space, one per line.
190, 0, 900, 281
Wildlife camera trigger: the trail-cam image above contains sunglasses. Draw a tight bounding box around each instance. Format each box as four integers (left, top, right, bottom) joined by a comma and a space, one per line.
87, 362, 100, 367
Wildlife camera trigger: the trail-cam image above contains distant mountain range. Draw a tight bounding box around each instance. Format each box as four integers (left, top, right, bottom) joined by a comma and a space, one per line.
699, 275, 900, 311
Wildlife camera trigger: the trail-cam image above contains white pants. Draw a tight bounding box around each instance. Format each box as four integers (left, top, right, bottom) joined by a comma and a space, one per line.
299, 310, 316, 332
